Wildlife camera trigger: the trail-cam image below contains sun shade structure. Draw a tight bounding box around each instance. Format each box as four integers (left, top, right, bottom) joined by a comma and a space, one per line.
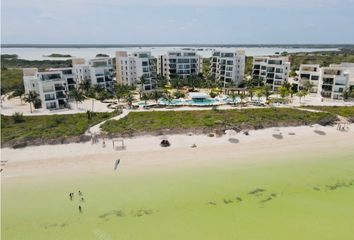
112, 138, 125, 151
189, 92, 209, 100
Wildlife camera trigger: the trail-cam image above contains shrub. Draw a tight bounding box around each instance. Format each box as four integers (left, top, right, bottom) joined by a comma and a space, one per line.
12, 112, 25, 123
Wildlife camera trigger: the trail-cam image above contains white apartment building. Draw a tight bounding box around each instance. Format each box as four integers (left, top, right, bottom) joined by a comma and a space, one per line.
298, 64, 321, 94
48, 67, 76, 92
116, 51, 157, 91
320, 63, 354, 100
252, 56, 290, 91
210, 50, 245, 87
23, 68, 69, 110
157, 51, 202, 79
72, 57, 114, 91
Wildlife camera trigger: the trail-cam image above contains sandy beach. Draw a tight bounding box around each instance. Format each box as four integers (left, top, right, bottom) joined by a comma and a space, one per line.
2, 124, 354, 177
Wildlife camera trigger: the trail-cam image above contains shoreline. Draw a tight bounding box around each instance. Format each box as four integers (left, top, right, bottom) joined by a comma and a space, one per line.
1, 120, 337, 149
2, 123, 353, 178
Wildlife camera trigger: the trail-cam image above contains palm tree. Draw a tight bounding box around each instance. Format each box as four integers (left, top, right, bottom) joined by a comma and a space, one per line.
247, 87, 255, 100
163, 92, 174, 106
138, 76, 147, 96
79, 79, 91, 93
301, 80, 314, 93
296, 90, 307, 104
141, 93, 150, 105
262, 85, 272, 100
170, 77, 183, 90
156, 75, 168, 89
278, 86, 289, 99
255, 88, 264, 101
343, 86, 354, 100
125, 93, 135, 109
9, 85, 25, 104
151, 90, 163, 104
23, 91, 40, 113
239, 92, 247, 109
69, 89, 85, 108
114, 84, 129, 104
229, 92, 238, 105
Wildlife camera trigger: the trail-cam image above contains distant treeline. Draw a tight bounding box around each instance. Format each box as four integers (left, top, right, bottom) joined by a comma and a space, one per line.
1, 54, 72, 70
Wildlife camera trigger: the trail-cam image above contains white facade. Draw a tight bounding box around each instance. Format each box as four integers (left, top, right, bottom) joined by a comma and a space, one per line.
23, 68, 69, 110
48, 67, 76, 92
252, 56, 290, 91
72, 57, 114, 91
210, 50, 245, 87
320, 64, 352, 100
116, 51, 156, 90
157, 51, 202, 79
298, 64, 321, 94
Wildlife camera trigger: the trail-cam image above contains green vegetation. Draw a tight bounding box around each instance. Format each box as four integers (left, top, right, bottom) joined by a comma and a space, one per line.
245, 56, 253, 76
1, 111, 118, 146
1, 54, 71, 70
301, 106, 354, 122
96, 53, 110, 57
44, 53, 72, 58
1, 68, 23, 94
3, 147, 354, 239
288, 48, 354, 71
101, 108, 336, 134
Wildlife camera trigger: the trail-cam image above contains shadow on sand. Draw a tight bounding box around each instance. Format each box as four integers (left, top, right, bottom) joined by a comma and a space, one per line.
228, 138, 240, 144
314, 130, 326, 136
272, 134, 283, 140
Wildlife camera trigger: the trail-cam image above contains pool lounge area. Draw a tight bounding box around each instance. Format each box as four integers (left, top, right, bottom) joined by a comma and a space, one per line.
157, 92, 240, 106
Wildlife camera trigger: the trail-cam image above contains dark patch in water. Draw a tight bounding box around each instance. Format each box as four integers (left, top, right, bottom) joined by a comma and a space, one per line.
207, 201, 216, 206
99, 210, 125, 219
223, 199, 233, 204
235, 197, 242, 202
132, 209, 155, 217
249, 188, 266, 195
259, 197, 272, 204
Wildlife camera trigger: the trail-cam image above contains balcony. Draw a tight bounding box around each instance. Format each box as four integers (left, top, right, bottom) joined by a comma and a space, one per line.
45, 96, 56, 101
253, 65, 261, 70
55, 85, 66, 91
43, 87, 55, 93
56, 92, 66, 99
335, 82, 346, 86
321, 85, 333, 91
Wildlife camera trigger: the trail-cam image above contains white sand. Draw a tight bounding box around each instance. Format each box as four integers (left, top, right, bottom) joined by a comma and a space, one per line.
2, 124, 353, 178
0, 97, 114, 116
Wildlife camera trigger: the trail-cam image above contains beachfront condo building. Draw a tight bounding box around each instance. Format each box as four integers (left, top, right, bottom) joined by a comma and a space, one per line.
115, 51, 157, 91
157, 51, 202, 79
210, 50, 245, 87
23, 68, 69, 110
298, 64, 321, 94
252, 56, 290, 91
320, 63, 354, 100
72, 57, 115, 91
48, 67, 76, 92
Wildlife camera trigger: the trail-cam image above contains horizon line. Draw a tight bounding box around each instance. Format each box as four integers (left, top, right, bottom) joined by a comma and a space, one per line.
2, 43, 354, 49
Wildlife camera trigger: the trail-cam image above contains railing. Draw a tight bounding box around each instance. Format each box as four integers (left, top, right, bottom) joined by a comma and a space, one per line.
55, 86, 66, 91
56, 93, 66, 99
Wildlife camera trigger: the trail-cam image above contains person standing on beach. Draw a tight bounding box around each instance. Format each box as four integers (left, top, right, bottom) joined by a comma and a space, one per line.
114, 159, 120, 170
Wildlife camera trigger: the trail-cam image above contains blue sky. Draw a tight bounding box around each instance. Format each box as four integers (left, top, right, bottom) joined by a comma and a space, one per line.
2, 0, 354, 44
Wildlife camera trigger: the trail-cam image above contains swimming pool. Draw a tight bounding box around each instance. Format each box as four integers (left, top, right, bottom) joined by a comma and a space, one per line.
159, 98, 223, 106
